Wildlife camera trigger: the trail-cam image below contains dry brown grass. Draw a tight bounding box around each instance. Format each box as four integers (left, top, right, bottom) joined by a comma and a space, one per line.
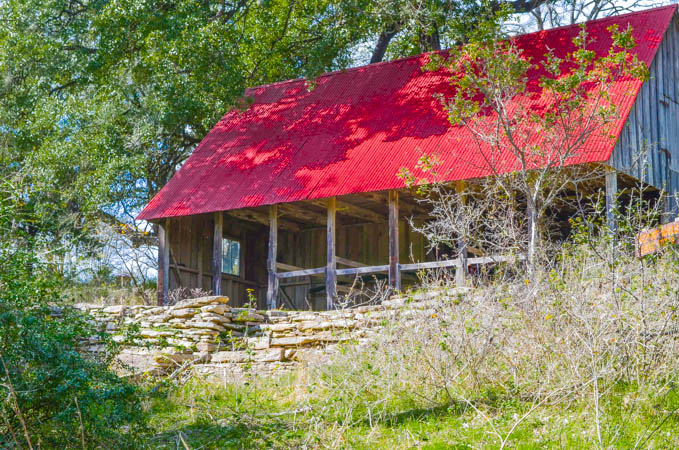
299, 234, 679, 448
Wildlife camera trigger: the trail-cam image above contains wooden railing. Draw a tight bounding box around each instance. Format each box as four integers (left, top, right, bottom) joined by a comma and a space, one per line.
275, 254, 523, 280
262, 191, 524, 310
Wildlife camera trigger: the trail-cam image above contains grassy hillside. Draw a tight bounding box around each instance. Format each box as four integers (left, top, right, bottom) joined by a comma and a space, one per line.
142, 236, 679, 449
145, 376, 678, 449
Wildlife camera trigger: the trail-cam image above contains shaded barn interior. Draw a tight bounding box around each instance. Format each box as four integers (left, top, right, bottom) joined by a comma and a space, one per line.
162, 190, 436, 309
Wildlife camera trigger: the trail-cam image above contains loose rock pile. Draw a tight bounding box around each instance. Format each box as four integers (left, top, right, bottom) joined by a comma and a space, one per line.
75, 289, 466, 381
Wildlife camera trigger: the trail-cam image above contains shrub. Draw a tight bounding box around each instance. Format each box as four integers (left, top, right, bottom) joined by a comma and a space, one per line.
305, 232, 679, 448
0, 187, 146, 448
0, 246, 148, 449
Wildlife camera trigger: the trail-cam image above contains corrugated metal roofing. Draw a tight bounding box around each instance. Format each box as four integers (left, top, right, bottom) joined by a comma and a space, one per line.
138, 5, 678, 221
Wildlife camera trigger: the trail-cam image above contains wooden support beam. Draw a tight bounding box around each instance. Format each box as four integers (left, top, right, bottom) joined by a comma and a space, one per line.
280, 280, 314, 287
336, 200, 384, 222
336, 265, 390, 276
332, 254, 524, 277
170, 263, 198, 274
399, 254, 523, 271
169, 250, 183, 289
310, 198, 384, 223
278, 202, 326, 225
276, 267, 327, 278
278, 286, 296, 309
605, 168, 618, 232
455, 180, 468, 287
358, 190, 423, 217
390, 194, 422, 217
357, 190, 386, 204
276, 262, 328, 279
399, 259, 459, 271
211, 212, 223, 295
349, 191, 389, 216
276, 261, 304, 272
336, 256, 368, 268
226, 208, 301, 232
388, 190, 401, 291
326, 197, 337, 310
336, 258, 480, 276
157, 219, 170, 306
267, 205, 279, 309
467, 255, 524, 264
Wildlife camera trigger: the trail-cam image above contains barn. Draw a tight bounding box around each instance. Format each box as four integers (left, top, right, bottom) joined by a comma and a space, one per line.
138, 5, 679, 309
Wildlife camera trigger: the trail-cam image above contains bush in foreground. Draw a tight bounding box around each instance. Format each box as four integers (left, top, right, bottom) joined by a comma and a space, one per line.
0, 231, 146, 447
312, 238, 679, 448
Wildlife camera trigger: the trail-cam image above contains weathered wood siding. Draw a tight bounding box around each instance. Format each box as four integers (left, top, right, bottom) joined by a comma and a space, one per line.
165, 213, 432, 310
276, 219, 431, 310
166, 214, 269, 308
609, 13, 679, 211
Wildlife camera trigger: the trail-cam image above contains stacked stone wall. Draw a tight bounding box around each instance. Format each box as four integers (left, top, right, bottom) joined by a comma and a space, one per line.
75, 290, 462, 381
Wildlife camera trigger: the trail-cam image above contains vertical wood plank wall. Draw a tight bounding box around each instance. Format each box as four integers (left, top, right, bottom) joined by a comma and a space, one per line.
165, 213, 432, 310
609, 14, 679, 215
166, 214, 268, 308
276, 218, 430, 310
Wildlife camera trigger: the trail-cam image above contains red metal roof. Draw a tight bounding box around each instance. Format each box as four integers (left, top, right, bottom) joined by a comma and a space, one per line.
138, 5, 677, 221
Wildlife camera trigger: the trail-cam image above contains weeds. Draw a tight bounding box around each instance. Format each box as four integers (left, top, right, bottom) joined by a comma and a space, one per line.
143, 232, 679, 449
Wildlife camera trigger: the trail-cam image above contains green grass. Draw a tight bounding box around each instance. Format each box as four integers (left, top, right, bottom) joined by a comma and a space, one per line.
139, 247, 679, 448
142, 373, 679, 449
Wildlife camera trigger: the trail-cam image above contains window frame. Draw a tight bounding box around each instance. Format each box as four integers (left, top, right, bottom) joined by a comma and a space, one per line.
221, 235, 243, 278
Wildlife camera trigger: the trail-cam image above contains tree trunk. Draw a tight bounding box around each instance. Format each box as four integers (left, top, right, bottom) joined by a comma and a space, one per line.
419, 25, 441, 53
326, 197, 337, 310
370, 23, 402, 64
605, 168, 618, 232
526, 196, 538, 275
369, 0, 549, 64
506, 0, 549, 14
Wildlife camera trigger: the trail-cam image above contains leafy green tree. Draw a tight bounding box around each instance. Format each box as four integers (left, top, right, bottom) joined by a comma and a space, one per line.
0, 182, 146, 448
0, 0, 372, 268
0, 0, 655, 277
426, 12, 649, 271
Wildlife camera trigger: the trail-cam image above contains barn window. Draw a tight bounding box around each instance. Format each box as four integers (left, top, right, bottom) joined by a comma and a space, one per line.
222, 238, 241, 276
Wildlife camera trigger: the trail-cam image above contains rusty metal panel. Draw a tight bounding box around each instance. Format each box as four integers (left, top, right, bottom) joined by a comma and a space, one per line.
637, 220, 679, 256
139, 6, 677, 221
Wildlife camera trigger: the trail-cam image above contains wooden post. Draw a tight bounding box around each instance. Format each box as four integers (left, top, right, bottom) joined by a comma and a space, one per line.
211, 211, 223, 295
605, 168, 618, 232
157, 219, 170, 306
266, 204, 279, 310
197, 234, 203, 291
388, 190, 401, 291
455, 181, 468, 286
326, 197, 337, 310
661, 193, 675, 224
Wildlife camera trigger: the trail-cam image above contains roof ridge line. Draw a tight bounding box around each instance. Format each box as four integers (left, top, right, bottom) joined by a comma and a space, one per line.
519, 3, 677, 36
243, 4, 677, 94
